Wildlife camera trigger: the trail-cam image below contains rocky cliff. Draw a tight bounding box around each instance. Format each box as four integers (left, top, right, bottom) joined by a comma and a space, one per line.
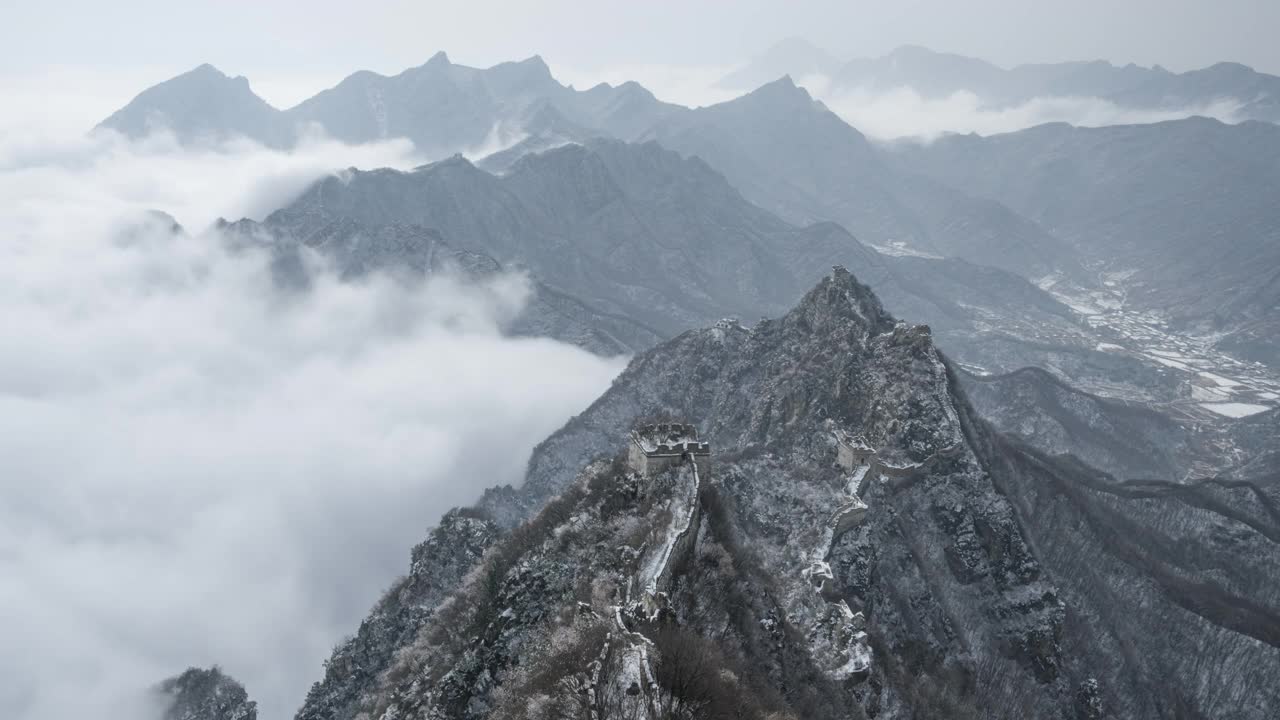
294, 268, 1280, 719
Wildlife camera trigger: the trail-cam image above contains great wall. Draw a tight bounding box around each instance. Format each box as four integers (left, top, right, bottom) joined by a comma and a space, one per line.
581, 421, 965, 714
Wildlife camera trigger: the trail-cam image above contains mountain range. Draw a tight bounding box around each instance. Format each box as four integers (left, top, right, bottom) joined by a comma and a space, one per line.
890, 116, 1280, 367
91, 49, 1280, 719
100, 49, 1280, 441
98, 53, 680, 156
91, 53, 1104, 284
290, 269, 1280, 719
722, 40, 1280, 123
226, 136, 1121, 415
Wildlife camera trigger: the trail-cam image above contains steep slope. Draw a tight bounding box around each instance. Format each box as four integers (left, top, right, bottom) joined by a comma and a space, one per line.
266, 141, 826, 335
215, 215, 663, 356
890, 117, 1280, 367
296, 511, 499, 720
958, 366, 1202, 480
96, 64, 290, 146
641, 76, 1088, 282
298, 269, 1280, 720
265, 139, 1099, 384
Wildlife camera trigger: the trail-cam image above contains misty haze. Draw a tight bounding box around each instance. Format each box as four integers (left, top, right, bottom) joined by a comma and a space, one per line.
2, 3, 1278, 720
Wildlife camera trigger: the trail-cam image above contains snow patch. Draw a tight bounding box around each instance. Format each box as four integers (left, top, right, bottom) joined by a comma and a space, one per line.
1198, 371, 1242, 388
1151, 356, 1192, 371
1201, 402, 1270, 418
1191, 385, 1231, 402
870, 240, 942, 259
638, 465, 700, 597
832, 639, 872, 679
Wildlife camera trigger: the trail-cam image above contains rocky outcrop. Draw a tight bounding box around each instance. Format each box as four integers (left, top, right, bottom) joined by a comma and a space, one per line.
294, 510, 498, 720
155, 667, 257, 720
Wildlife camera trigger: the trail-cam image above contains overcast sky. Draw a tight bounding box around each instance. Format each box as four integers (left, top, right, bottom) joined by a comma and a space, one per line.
7, 0, 1280, 107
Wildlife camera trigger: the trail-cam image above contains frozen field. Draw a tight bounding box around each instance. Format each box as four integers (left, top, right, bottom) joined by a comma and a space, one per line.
1046, 269, 1280, 423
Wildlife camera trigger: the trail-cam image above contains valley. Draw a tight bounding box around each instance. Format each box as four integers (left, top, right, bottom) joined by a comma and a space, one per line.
1042, 266, 1280, 423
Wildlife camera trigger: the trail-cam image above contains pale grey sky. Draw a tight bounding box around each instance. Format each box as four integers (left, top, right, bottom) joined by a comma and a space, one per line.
6, 0, 1280, 97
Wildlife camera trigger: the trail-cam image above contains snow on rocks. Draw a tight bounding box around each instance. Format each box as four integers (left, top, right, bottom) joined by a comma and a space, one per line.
799, 437, 878, 682
637, 464, 701, 602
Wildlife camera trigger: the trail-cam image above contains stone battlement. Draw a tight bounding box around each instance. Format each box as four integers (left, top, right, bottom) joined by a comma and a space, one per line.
628, 423, 711, 477
835, 429, 876, 471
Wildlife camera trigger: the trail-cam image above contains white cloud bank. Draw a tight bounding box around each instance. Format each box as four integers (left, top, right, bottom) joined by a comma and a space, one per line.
806, 81, 1245, 142
0, 120, 625, 720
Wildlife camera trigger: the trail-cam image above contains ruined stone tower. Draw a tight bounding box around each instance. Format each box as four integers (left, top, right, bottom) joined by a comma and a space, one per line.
627, 423, 711, 477
835, 429, 876, 470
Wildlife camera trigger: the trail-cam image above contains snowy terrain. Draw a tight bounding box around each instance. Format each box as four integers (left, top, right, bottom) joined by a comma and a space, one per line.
1042, 268, 1280, 422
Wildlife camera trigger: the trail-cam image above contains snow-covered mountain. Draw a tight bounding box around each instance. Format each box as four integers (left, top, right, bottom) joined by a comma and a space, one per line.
98, 53, 683, 155
103, 54, 1280, 711
640, 75, 1089, 282
291, 269, 1280, 719
105, 50, 1278, 462
241, 137, 1106, 403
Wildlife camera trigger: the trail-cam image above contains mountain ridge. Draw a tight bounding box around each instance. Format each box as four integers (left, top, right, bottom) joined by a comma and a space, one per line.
294, 268, 1280, 720
722, 42, 1280, 123
254, 137, 1106, 396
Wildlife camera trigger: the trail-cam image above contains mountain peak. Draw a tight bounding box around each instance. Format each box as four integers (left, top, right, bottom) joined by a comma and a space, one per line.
189, 62, 226, 77
409, 152, 482, 178
739, 74, 814, 106
426, 50, 450, 65
95, 62, 282, 144
483, 53, 559, 92
793, 265, 896, 335
1201, 60, 1255, 77
517, 54, 549, 71
888, 43, 936, 57
178, 63, 254, 89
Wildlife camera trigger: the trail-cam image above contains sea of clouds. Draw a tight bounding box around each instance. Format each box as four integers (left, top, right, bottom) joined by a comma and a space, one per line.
0, 53, 1249, 720
0, 81, 624, 720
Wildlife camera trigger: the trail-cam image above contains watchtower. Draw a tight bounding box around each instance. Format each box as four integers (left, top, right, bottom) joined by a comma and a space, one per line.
628, 423, 711, 478
835, 429, 876, 470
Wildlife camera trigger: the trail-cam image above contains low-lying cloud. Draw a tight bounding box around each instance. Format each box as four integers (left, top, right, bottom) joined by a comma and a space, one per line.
0, 120, 625, 719
795, 74, 1245, 141
559, 61, 1248, 142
